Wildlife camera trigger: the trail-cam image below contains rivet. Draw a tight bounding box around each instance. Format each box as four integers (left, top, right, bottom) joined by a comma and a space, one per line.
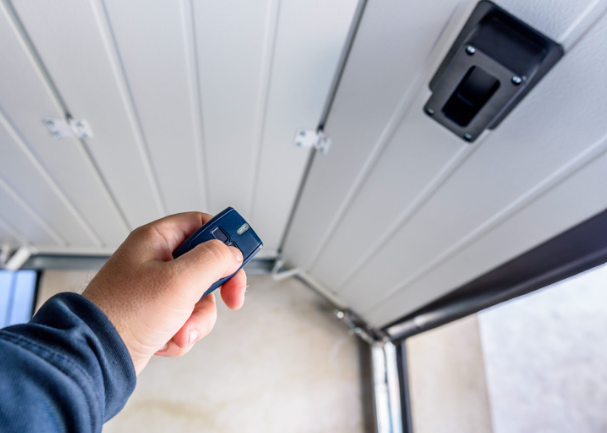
296, 141, 302, 146
512, 76, 522, 85
299, 131, 306, 136
463, 133, 473, 141
53, 132, 61, 138
465, 46, 476, 55
425, 108, 435, 116
46, 120, 54, 127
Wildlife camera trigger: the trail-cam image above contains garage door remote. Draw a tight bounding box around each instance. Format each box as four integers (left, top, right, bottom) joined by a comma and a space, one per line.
172, 207, 263, 298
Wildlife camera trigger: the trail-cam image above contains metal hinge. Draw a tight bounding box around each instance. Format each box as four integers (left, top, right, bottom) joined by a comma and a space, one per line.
293, 129, 331, 154
43, 117, 93, 139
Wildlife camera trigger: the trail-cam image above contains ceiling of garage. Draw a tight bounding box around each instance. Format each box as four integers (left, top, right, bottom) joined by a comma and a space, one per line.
1, 0, 606, 327
0, 0, 357, 255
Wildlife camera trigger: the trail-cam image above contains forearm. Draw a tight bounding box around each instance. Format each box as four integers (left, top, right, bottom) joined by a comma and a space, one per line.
0, 293, 136, 433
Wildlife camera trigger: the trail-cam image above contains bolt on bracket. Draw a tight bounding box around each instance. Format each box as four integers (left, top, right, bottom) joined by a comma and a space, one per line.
333, 308, 389, 345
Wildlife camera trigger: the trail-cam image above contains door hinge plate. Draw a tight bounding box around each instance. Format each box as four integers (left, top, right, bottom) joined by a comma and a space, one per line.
43, 118, 93, 139
293, 129, 331, 154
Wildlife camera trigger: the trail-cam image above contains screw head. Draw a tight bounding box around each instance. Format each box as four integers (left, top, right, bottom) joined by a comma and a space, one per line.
53, 132, 61, 138
511, 76, 523, 85
425, 107, 435, 116
463, 133, 473, 141
465, 46, 476, 55
46, 120, 54, 127
81, 133, 89, 139
296, 141, 302, 146
299, 131, 306, 136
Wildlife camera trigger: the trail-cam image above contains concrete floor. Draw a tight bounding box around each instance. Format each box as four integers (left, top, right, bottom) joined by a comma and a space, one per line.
37, 271, 364, 433
479, 263, 607, 433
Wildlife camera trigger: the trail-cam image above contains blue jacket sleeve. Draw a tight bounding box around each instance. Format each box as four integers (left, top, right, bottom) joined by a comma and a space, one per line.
0, 292, 136, 432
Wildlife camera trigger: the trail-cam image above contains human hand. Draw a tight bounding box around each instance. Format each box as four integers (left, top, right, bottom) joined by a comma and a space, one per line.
82, 212, 247, 375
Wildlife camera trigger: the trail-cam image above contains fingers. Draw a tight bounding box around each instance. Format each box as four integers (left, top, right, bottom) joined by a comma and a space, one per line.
156, 294, 217, 357
155, 339, 194, 358
220, 269, 247, 310
154, 270, 247, 358
170, 239, 243, 302
175, 293, 217, 348
130, 212, 213, 260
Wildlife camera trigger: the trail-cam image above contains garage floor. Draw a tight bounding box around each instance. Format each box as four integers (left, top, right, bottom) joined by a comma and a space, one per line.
37, 271, 365, 433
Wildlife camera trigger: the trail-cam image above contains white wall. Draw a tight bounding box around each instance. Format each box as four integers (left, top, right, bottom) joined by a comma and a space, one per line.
479, 264, 607, 433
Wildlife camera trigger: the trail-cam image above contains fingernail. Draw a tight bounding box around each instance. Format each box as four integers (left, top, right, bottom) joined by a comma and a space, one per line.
229, 246, 243, 262
189, 329, 199, 345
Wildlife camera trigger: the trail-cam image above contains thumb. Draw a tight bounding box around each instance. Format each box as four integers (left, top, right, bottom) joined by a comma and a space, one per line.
170, 239, 243, 300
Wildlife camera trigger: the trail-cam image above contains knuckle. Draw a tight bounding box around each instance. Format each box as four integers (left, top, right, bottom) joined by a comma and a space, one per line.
130, 224, 154, 240
199, 212, 213, 222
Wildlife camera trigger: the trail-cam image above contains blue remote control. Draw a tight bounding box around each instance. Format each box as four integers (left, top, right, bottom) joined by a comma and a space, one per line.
172, 207, 263, 298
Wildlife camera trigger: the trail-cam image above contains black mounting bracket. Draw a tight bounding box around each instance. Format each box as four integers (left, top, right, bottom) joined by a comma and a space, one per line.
424, 0, 564, 142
